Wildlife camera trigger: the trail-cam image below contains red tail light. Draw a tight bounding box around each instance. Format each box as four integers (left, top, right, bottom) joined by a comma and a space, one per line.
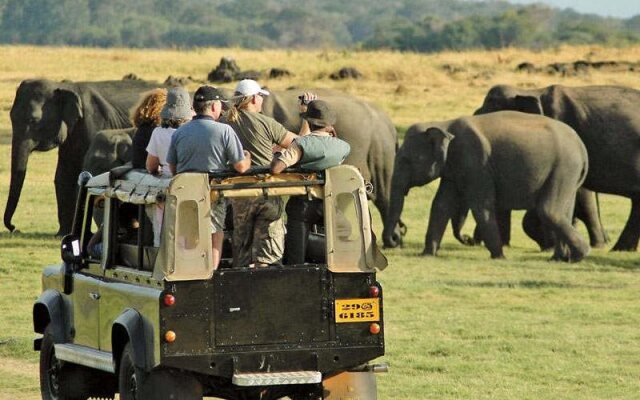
163, 294, 176, 306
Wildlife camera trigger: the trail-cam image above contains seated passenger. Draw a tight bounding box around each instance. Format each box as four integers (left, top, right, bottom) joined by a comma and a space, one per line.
87, 204, 140, 259
270, 99, 351, 264
145, 87, 193, 247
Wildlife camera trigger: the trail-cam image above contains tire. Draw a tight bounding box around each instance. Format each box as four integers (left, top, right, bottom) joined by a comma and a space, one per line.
118, 342, 202, 400
40, 326, 95, 400
118, 342, 143, 400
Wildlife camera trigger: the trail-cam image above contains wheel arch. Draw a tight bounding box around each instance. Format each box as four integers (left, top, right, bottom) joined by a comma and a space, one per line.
112, 308, 155, 374
33, 289, 69, 342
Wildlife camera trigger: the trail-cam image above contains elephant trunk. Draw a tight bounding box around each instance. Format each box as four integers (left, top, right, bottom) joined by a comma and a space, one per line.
383, 170, 410, 248
4, 136, 34, 232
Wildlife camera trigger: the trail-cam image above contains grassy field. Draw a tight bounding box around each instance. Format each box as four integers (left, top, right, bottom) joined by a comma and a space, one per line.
0, 45, 639, 399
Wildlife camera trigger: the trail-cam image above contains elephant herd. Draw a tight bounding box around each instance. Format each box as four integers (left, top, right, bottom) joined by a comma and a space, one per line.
5, 78, 640, 263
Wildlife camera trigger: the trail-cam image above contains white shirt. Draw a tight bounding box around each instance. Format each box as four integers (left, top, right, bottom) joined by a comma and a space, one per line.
146, 126, 176, 177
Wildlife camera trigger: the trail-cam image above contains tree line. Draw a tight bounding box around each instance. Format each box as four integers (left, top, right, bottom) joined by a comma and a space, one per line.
0, 0, 638, 51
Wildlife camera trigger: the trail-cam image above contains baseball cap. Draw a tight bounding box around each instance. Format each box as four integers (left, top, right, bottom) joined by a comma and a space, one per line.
234, 79, 270, 97
160, 87, 192, 120
300, 100, 337, 127
194, 85, 227, 102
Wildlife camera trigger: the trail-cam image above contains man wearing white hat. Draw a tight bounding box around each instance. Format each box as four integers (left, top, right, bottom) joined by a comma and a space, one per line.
224, 79, 314, 267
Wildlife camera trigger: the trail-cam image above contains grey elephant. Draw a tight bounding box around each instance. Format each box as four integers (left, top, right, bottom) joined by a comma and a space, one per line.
383, 111, 590, 262
82, 128, 136, 175
475, 84, 640, 251
82, 88, 401, 238
5, 79, 161, 235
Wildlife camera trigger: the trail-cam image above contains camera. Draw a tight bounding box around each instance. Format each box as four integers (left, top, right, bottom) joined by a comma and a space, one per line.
298, 95, 310, 106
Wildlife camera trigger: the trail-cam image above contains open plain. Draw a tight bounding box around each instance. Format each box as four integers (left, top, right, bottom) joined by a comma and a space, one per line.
0, 45, 639, 399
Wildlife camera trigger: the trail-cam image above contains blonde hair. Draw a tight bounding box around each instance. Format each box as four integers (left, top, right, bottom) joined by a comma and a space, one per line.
130, 88, 167, 127
226, 96, 253, 123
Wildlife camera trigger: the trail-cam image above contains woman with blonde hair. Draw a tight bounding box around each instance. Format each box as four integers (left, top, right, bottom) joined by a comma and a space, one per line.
130, 88, 167, 169
223, 79, 314, 267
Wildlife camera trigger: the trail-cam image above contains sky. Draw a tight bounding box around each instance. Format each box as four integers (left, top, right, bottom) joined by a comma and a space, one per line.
506, 0, 640, 18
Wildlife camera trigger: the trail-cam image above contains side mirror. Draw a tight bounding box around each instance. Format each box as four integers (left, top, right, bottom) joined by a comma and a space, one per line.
61, 235, 82, 295
61, 234, 82, 264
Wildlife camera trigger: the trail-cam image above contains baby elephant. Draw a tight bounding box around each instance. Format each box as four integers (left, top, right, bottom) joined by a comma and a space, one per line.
383, 110, 589, 262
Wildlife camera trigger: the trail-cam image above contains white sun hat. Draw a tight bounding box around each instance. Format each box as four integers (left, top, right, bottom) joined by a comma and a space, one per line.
234, 79, 270, 97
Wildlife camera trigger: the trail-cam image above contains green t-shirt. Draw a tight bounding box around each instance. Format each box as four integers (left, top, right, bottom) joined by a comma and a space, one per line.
225, 110, 288, 167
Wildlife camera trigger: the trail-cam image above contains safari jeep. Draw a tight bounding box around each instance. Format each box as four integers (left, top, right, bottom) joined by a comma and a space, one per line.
33, 165, 388, 400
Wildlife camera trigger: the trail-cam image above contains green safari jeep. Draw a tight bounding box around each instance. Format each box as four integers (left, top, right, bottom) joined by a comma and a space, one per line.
33, 165, 388, 400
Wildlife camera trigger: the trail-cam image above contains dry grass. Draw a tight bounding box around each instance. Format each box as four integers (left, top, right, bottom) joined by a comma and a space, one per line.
0, 44, 639, 135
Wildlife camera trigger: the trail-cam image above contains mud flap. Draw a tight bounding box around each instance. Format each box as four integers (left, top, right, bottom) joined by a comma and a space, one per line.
323, 371, 377, 400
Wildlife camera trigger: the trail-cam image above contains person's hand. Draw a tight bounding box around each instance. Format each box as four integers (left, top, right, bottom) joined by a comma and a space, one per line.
243, 150, 251, 160
299, 92, 318, 111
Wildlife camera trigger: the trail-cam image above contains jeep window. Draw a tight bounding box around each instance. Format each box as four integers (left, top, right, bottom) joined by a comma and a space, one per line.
107, 199, 156, 272
333, 192, 363, 264
80, 194, 101, 262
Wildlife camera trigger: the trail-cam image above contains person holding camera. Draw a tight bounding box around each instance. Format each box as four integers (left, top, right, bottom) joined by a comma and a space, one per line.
223, 79, 315, 267
270, 100, 351, 264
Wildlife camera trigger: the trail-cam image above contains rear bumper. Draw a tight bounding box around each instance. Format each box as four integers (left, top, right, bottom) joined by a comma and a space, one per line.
161, 345, 384, 378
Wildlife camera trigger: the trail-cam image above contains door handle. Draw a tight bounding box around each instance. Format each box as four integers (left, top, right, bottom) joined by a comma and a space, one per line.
89, 292, 100, 300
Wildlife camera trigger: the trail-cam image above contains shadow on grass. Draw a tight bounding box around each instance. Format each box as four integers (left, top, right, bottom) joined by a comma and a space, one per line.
579, 254, 640, 271
0, 231, 59, 241
432, 279, 623, 290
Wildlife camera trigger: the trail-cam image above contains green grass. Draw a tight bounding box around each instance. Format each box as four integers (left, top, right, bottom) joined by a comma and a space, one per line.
2, 151, 638, 399
1, 45, 640, 399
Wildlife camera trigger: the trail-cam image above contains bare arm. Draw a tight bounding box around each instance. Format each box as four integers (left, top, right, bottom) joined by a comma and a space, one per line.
270, 159, 287, 174
168, 163, 177, 176
146, 154, 161, 175
233, 151, 251, 173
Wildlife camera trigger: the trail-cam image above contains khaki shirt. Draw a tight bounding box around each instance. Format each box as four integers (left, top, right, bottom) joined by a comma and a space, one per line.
276, 131, 333, 168
223, 110, 288, 167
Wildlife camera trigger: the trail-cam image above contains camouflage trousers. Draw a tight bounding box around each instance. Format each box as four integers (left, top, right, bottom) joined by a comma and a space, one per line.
230, 197, 285, 267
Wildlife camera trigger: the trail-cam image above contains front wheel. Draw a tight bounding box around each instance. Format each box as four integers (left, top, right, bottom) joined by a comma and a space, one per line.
40, 326, 108, 400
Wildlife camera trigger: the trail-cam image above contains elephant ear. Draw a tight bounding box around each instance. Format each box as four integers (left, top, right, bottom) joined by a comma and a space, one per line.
54, 88, 83, 131
424, 127, 454, 177
514, 95, 543, 115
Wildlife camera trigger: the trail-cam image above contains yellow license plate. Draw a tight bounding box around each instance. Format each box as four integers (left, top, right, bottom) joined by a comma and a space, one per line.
335, 298, 380, 323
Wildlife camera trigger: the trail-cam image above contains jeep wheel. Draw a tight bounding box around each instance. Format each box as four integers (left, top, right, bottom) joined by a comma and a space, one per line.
40, 326, 86, 400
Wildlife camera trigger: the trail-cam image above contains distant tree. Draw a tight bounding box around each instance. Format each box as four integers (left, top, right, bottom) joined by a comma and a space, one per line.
1, 0, 90, 44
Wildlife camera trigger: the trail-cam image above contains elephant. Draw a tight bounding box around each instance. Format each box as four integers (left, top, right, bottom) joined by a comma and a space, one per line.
5, 79, 162, 235
82, 127, 136, 175
82, 88, 401, 239
382, 111, 590, 262
474, 84, 640, 251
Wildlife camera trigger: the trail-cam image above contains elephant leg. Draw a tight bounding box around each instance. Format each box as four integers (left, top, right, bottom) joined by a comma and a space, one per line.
522, 210, 554, 251
611, 196, 640, 251
574, 188, 608, 248
537, 183, 589, 262
54, 157, 81, 236
472, 224, 483, 245
497, 209, 511, 246
469, 209, 509, 246
424, 180, 459, 256
470, 206, 504, 259
451, 206, 476, 246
